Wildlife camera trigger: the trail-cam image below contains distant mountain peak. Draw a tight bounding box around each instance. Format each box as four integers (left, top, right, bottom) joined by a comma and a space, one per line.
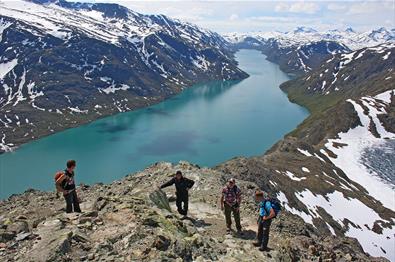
345, 27, 355, 33
293, 26, 317, 34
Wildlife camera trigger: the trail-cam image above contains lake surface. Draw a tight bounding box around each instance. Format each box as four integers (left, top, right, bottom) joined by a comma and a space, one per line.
0, 49, 308, 199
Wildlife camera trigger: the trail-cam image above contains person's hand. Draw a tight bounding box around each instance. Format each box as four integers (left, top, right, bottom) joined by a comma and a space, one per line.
235, 207, 240, 213
63, 190, 69, 196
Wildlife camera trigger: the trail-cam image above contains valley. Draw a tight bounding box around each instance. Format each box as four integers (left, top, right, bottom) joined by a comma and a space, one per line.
0, 0, 394, 261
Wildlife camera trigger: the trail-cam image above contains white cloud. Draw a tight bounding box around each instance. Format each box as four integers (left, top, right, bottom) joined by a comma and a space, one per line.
229, 14, 239, 21
327, 3, 347, 11
347, 1, 392, 15
248, 16, 300, 23
275, 1, 320, 14
275, 3, 289, 12
96, 0, 393, 33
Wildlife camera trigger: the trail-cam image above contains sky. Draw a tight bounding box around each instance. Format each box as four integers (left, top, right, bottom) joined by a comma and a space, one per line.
77, 1, 395, 33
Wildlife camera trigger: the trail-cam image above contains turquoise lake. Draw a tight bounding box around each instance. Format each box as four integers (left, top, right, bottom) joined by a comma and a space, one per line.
0, 49, 309, 199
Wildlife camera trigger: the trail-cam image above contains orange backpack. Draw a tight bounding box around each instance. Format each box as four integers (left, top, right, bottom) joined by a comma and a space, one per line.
54, 171, 66, 192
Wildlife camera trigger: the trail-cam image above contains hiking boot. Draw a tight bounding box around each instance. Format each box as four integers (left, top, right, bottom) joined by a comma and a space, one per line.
253, 242, 262, 247
259, 247, 269, 252
226, 228, 232, 234
180, 215, 188, 220
237, 229, 244, 236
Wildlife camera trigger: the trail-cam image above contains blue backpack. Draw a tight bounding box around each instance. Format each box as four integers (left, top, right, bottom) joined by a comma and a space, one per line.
263, 198, 282, 218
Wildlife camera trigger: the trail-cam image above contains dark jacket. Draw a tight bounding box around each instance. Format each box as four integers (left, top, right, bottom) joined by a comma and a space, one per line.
160, 176, 194, 196
61, 169, 76, 191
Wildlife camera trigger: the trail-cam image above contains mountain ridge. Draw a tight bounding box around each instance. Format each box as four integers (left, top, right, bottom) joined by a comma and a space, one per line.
217, 41, 395, 260
0, 162, 389, 261
224, 27, 395, 75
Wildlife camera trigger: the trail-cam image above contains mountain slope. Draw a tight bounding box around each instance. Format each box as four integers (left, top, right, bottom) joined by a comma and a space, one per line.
217, 43, 395, 260
0, 162, 388, 261
0, 0, 248, 153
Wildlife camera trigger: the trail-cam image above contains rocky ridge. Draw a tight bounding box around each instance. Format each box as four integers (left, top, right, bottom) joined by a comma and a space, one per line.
0, 162, 387, 262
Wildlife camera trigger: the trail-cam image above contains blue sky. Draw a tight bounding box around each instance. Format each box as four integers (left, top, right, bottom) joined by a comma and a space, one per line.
77, 1, 394, 33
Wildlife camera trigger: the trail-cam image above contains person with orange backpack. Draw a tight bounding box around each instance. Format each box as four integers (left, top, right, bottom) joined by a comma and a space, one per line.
55, 160, 81, 213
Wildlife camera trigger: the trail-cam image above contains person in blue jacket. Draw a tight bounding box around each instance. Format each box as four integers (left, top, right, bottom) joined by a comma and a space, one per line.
254, 191, 276, 251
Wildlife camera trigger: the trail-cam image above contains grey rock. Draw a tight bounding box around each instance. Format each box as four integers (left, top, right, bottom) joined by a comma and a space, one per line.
7, 221, 29, 234
149, 190, 171, 211
153, 234, 171, 251
15, 232, 31, 241
0, 230, 15, 242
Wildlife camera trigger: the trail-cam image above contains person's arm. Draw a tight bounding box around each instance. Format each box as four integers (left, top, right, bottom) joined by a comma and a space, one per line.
55, 175, 69, 195
263, 201, 275, 220
187, 178, 195, 189
160, 178, 175, 189
236, 188, 241, 205
264, 208, 276, 220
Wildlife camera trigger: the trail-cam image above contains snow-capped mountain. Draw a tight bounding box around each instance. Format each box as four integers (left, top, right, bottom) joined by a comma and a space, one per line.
0, 0, 247, 152
276, 42, 395, 260
224, 27, 395, 75
225, 26, 395, 50
296, 42, 395, 96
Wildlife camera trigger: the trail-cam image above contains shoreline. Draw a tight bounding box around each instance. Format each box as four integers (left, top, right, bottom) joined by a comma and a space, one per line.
0, 77, 246, 155
0, 49, 306, 200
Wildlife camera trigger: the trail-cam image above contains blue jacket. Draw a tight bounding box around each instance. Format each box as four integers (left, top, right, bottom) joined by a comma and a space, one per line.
259, 201, 273, 217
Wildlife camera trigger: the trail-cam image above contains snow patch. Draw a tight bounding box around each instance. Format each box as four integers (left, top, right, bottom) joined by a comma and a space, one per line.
297, 148, 312, 157
284, 171, 306, 181
324, 93, 395, 211
0, 59, 18, 79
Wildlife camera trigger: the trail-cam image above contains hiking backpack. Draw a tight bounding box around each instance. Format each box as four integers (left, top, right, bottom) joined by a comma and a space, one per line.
54, 171, 66, 192
264, 198, 282, 218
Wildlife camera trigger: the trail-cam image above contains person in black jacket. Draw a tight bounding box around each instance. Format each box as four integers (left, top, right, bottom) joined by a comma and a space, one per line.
159, 171, 194, 218
56, 160, 81, 213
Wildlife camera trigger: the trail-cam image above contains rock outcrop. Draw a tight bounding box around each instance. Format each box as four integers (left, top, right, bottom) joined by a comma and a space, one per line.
0, 162, 387, 261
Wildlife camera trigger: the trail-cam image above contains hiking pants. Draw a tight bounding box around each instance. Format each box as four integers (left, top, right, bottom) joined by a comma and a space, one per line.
64, 190, 81, 213
224, 203, 241, 231
257, 217, 272, 249
176, 193, 188, 216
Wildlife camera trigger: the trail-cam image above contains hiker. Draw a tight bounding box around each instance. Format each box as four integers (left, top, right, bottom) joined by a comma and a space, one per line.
55, 160, 81, 213
220, 178, 242, 234
254, 191, 276, 251
159, 171, 194, 219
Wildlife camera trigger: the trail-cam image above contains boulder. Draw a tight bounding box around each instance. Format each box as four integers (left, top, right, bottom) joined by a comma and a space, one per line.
15, 232, 31, 241
25, 219, 73, 261
152, 234, 171, 251
149, 190, 171, 211
0, 230, 15, 242
72, 230, 90, 243
184, 233, 203, 247
7, 221, 29, 234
